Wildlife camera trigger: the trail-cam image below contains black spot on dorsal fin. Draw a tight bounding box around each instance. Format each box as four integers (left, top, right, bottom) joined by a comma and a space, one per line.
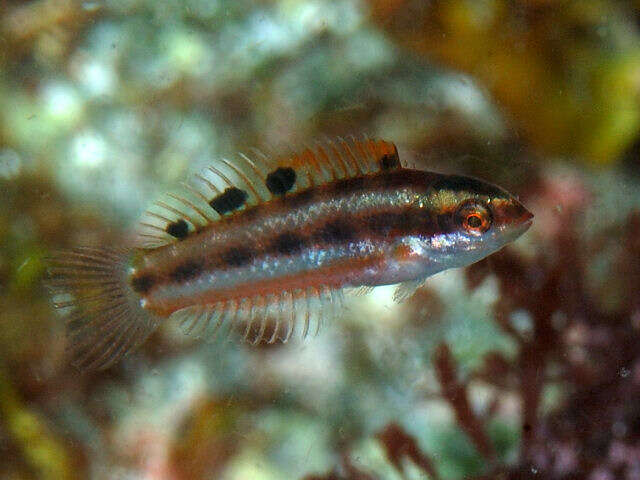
137, 138, 402, 249
166, 219, 189, 239
266, 167, 296, 195
209, 187, 248, 215
380, 151, 400, 170
313, 219, 354, 243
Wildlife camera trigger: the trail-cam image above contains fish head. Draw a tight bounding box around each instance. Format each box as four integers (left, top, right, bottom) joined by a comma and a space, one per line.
424, 174, 533, 268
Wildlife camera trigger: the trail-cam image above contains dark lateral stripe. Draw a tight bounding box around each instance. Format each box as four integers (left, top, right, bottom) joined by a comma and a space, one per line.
313, 219, 354, 243
130, 274, 155, 294
431, 175, 504, 198
362, 209, 442, 237
363, 212, 399, 236
224, 209, 439, 268
170, 260, 203, 282
310, 169, 428, 199
265, 170, 434, 214
271, 232, 305, 255
281, 188, 315, 208
151, 207, 444, 285
221, 246, 254, 267
148, 170, 445, 281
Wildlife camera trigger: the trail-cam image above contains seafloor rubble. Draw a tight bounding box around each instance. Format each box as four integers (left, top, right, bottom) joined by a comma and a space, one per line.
0, 1, 639, 479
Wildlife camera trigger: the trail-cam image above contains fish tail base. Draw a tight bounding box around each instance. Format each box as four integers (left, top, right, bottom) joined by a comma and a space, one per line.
46, 247, 158, 371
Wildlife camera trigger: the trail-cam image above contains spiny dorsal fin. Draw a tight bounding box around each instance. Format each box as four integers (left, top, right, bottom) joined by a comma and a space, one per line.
171, 286, 345, 346
136, 137, 400, 248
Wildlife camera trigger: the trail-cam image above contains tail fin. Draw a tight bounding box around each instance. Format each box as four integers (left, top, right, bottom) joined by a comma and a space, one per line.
46, 247, 159, 371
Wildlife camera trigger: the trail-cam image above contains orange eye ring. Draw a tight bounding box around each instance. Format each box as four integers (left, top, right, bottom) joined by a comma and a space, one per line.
465, 213, 483, 229
455, 201, 492, 235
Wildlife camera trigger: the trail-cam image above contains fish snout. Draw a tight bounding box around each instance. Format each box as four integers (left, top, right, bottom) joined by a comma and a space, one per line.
492, 198, 533, 235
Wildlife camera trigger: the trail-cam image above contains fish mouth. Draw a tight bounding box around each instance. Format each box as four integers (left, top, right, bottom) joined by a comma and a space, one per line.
520, 210, 534, 230
513, 204, 534, 229
501, 210, 533, 240
513, 214, 533, 237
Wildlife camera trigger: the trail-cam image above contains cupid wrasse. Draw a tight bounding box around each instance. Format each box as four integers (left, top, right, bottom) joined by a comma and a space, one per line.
48, 138, 533, 370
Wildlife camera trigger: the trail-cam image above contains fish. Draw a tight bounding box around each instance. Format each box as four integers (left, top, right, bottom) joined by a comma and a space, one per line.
47, 137, 533, 370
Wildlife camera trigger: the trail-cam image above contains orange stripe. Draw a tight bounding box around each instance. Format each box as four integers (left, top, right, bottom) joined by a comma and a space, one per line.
145, 254, 384, 317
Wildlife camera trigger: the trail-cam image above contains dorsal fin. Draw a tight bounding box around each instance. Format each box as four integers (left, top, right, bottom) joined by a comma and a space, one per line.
136, 137, 401, 248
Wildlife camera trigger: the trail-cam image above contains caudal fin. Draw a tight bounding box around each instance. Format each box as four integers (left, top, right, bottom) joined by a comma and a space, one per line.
47, 247, 158, 371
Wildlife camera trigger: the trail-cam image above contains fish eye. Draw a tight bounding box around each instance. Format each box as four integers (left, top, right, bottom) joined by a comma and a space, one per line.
455, 201, 492, 235
466, 213, 483, 228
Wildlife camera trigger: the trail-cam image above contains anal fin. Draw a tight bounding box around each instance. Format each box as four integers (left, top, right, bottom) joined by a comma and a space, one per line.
393, 279, 425, 303
172, 286, 345, 346
346, 285, 375, 297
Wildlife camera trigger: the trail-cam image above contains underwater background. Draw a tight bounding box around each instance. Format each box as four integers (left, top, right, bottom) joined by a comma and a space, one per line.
1, 0, 640, 478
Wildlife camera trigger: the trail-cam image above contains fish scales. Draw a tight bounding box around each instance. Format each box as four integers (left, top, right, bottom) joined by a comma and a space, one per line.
132, 169, 441, 316
47, 137, 534, 370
